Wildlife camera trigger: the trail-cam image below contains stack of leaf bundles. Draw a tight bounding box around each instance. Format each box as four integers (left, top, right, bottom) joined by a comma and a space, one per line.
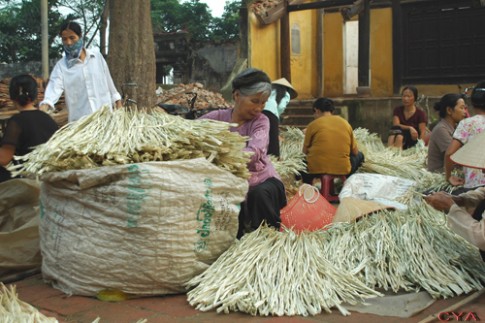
186, 225, 382, 317
322, 201, 485, 298
353, 128, 449, 194
10, 106, 251, 179
186, 201, 485, 316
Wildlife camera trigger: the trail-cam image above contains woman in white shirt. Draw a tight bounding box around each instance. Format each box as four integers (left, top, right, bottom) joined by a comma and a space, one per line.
40, 21, 122, 122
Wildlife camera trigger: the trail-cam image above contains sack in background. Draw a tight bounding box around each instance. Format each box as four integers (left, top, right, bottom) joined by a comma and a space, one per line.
0, 179, 41, 277
280, 184, 336, 233
39, 158, 248, 296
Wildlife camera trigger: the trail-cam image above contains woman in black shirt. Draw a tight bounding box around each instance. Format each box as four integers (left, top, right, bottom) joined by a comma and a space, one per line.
0, 74, 58, 182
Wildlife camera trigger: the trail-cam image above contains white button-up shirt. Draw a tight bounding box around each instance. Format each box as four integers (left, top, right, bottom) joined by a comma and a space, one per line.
41, 48, 121, 122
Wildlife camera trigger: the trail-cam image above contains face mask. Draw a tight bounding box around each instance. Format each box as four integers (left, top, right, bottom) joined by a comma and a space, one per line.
63, 38, 84, 61
277, 91, 291, 116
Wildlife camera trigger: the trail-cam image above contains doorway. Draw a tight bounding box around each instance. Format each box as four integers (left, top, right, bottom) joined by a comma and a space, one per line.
344, 20, 359, 95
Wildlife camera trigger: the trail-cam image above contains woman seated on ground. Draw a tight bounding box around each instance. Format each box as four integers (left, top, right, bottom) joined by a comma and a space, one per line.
199, 68, 287, 238
300, 97, 364, 185
427, 93, 467, 173
0, 74, 58, 183
387, 85, 428, 149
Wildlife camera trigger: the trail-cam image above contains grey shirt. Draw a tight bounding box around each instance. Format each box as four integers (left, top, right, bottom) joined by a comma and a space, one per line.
427, 119, 455, 173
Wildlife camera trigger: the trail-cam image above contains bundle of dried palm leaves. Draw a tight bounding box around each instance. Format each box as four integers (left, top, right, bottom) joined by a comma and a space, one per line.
353, 128, 449, 193
186, 226, 382, 316
272, 127, 306, 196
186, 201, 485, 317
323, 201, 485, 298
0, 283, 58, 323
10, 106, 251, 180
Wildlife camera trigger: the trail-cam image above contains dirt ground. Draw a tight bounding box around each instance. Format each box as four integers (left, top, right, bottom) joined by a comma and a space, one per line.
7, 273, 485, 323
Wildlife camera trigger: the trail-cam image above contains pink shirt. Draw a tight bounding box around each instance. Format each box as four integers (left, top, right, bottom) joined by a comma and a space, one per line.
200, 109, 280, 187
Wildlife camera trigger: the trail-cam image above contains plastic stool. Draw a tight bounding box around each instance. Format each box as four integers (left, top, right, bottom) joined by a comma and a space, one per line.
320, 175, 347, 202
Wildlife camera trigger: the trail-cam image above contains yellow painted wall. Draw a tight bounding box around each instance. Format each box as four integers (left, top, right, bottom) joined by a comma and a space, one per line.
323, 13, 344, 97
289, 10, 318, 98
323, 9, 394, 97
248, 8, 318, 99
370, 8, 393, 97
248, 5, 468, 99
248, 13, 280, 78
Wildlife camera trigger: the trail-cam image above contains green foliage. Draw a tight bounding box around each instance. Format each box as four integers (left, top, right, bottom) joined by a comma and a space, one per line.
0, 0, 242, 63
0, 0, 108, 63
151, 0, 242, 42
151, 0, 183, 34
151, 0, 212, 41
180, 0, 212, 41
0, 0, 63, 63
210, 1, 242, 42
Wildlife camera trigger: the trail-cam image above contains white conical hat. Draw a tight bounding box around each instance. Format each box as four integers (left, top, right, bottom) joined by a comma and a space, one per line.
272, 78, 298, 99
333, 197, 394, 223
451, 131, 485, 170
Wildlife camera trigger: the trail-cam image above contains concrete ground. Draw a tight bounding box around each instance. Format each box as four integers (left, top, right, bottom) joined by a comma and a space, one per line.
7, 273, 485, 323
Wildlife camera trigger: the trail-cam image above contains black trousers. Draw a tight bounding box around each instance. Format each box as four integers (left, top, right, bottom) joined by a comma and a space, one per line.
0, 166, 11, 183
389, 125, 418, 149
237, 177, 287, 238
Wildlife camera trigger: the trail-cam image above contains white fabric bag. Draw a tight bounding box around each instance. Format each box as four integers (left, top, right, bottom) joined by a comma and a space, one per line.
39, 158, 248, 296
339, 173, 416, 210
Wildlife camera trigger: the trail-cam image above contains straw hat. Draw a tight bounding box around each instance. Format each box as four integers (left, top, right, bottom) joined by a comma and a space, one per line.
272, 78, 298, 99
332, 197, 394, 223
451, 131, 485, 170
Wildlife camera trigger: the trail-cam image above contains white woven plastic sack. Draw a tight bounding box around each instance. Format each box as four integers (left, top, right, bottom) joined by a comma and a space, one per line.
39, 158, 248, 296
339, 173, 416, 210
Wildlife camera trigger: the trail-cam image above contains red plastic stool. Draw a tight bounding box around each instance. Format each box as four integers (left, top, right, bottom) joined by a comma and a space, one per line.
320, 175, 347, 202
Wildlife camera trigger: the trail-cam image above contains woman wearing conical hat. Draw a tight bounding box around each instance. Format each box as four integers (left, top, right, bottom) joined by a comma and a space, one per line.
262, 78, 298, 157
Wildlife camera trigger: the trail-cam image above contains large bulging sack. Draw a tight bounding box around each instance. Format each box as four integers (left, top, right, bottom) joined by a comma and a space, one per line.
0, 179, 41, 275
39, 158, 248, 296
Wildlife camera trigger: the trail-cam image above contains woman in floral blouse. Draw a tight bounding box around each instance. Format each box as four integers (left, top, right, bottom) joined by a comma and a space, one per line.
445, 80, 485, 188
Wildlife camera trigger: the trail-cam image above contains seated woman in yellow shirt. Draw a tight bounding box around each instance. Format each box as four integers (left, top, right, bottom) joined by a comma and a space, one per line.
301, 97, 364, 184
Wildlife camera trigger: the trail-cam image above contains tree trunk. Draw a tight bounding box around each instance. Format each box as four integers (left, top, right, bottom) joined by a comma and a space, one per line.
107, 0, 156, 108
100, 0, 109, 57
